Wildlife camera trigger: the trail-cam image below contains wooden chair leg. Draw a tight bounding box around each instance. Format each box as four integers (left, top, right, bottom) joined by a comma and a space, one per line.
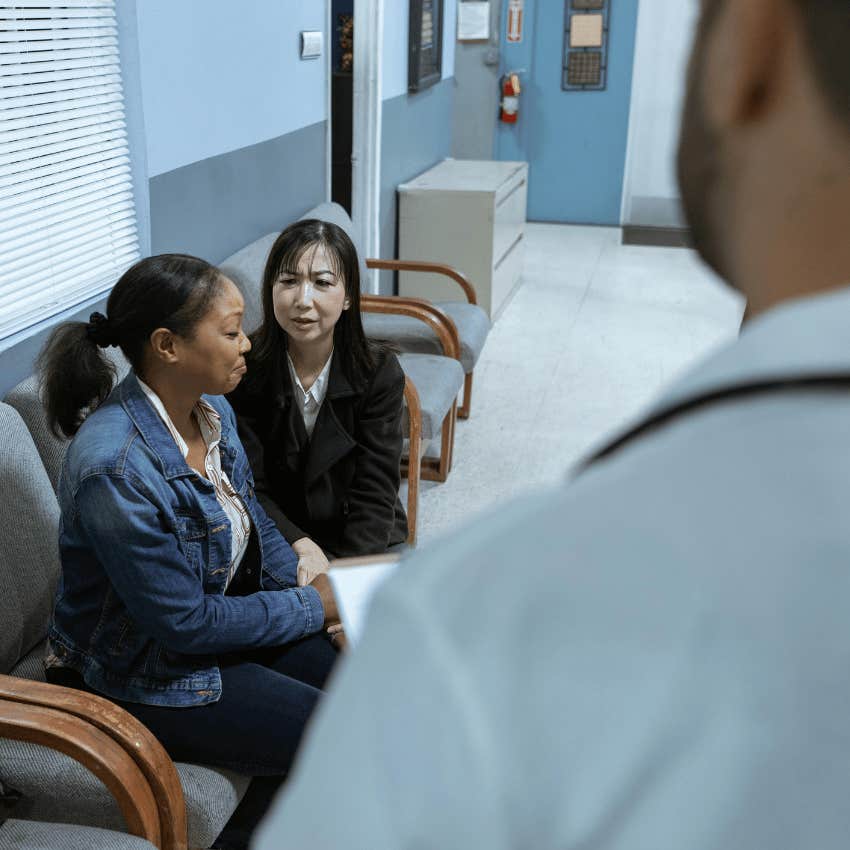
421, 401, 457, 483
402, 377, 421, 545
458, 372, 474, 420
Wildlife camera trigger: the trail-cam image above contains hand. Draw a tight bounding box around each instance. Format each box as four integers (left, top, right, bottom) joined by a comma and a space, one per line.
309, 572, 340, 626
292, 537, 330, 587
327, 624, 348, 652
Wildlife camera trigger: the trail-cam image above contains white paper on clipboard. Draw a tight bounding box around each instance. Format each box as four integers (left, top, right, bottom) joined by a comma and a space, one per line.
458, 1, 490, 41
329, 559, 400, 646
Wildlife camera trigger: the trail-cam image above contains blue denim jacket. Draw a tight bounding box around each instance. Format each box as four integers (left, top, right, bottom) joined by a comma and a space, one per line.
47, 372, 325, 707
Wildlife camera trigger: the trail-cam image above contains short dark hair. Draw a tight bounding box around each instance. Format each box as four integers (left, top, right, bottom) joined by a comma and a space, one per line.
792, 0, 850, 133
39, 254, 223, 437
247, 219, 381, 388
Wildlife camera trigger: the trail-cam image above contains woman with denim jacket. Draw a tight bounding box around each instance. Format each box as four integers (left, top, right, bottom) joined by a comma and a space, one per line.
39, 254, 341, 850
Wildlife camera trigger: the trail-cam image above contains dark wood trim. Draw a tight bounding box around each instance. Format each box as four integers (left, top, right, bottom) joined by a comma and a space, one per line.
403, 376, 422, 545
0, 674, 188, 850
621, 225, 692, 248
366, 257, 478, 305
0, 697, 162, 847
361, 295, 461, 360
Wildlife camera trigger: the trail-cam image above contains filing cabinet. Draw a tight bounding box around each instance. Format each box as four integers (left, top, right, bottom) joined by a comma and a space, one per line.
397, 159, 528, 319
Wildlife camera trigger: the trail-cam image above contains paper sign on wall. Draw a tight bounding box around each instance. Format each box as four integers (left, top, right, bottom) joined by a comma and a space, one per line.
506, 0, 523, 43
458, 1, 490, 41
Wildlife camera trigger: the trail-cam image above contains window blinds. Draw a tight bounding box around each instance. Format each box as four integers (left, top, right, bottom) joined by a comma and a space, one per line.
0, 0, 139, 339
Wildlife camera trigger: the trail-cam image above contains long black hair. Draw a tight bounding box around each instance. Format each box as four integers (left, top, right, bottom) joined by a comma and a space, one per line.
246, 219, 383, 389
38, 254, 223, 437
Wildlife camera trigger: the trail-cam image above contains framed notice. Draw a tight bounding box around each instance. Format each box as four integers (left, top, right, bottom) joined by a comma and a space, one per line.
409, 0, 444, 92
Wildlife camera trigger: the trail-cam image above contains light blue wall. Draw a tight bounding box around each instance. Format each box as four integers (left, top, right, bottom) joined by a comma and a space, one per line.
378, 2, 457, 291
496, 0, 639, 224
136, 0, 327, 177
383, 0, 457, 100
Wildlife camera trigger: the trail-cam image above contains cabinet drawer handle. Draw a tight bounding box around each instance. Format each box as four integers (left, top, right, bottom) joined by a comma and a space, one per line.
496, 178, 526, 209
494, 232, 524, 270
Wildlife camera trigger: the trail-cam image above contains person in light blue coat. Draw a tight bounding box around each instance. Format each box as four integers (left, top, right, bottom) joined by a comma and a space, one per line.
254, 0, 850, 847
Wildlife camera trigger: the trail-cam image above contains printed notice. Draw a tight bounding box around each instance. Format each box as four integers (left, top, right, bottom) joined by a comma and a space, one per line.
458, 1, 490, 41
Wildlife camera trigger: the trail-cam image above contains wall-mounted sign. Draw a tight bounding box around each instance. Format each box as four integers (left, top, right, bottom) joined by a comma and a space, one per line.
563, 0, 610, 91
506, 0, 523, 44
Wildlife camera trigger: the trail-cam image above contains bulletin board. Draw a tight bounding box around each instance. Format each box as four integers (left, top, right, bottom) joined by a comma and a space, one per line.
562, 0, 610, 91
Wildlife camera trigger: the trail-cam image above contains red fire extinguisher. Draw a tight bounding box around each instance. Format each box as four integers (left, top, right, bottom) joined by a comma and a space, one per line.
500, 72, 521, 124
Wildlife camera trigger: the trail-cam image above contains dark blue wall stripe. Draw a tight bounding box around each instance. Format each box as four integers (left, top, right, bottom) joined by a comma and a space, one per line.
149, 121, 328, 265
379, 78, 454, 293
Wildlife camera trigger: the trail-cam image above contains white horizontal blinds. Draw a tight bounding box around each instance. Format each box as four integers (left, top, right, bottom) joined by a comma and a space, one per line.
0, 0, 139, 338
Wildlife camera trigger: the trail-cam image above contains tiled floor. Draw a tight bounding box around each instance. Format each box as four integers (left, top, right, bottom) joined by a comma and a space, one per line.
411, 223, 745, 546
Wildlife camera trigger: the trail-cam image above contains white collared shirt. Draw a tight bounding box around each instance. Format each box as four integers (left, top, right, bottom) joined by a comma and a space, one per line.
138, 379, 251, 585
287, 350, 333, 438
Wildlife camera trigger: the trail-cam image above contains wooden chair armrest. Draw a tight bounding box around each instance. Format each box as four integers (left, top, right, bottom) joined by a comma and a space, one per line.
0, 674, 187, 850
361, 295, 461, 360
366, 258, 478, 305
0, 696, 162, 847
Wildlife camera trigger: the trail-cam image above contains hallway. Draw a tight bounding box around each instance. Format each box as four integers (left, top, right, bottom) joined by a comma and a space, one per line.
414, 223, 746, 545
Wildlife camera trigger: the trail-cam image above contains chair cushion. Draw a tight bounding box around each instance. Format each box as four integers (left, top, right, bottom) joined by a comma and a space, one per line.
219, 233, 278, 334
0, 739, 248, 849
0, 404, 60, 675
363, 301, 490, 373
0, 819, 156, 850
398, 353, 465, 441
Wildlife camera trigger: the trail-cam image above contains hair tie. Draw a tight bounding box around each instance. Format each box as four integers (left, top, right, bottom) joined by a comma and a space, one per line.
86, 311, 117, 348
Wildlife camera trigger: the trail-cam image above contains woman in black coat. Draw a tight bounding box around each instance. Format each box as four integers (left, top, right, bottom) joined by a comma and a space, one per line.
227, 219, 407, 581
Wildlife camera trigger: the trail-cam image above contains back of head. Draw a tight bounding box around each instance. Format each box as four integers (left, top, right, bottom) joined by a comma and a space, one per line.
677, 0, 850, 313
793, 0, 850, 135
38, 254, 223, 437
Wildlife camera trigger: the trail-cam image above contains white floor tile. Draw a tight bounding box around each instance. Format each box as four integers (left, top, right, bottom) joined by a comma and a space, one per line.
411, 224, 745, 548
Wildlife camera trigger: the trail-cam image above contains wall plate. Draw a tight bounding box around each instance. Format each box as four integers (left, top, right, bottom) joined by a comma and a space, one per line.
301, 30, 323, 60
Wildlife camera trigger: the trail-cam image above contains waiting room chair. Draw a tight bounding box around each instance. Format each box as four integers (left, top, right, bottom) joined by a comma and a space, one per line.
0, 400, 248, 850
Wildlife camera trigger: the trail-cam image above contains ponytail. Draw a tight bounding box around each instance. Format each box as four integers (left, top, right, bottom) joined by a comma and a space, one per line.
37, 315, 117, 437
38, 254, 223, 438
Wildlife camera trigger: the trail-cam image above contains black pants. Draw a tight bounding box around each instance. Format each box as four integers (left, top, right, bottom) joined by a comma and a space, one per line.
47, 634, 338, 849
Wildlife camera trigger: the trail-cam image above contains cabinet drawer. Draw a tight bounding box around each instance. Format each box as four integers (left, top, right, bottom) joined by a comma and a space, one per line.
491, 231, 524, 319
493, 174, 527, 265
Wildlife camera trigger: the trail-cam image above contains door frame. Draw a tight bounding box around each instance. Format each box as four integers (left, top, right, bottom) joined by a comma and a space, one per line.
326, 0, 383, 294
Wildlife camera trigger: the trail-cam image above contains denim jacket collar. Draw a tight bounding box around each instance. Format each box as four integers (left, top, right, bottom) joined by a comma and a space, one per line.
118, 372, 233, 481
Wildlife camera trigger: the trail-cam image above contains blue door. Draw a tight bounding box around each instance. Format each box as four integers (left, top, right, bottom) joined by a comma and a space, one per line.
496, 0, 639, 224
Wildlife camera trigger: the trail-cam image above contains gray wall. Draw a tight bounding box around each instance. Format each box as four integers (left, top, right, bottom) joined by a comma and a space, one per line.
150, 122, 328, 264
379, 78, 455, 293
451, 0, 502, 160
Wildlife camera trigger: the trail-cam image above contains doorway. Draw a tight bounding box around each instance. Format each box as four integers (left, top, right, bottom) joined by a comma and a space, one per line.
326, 0, 382, 291
496, 0, 639, 224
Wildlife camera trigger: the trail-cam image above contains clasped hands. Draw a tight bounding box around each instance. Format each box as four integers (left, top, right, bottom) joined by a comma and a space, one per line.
292, 537, 347, 650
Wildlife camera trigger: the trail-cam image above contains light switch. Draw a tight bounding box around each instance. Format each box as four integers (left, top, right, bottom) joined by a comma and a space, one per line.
300, 30, 323, 60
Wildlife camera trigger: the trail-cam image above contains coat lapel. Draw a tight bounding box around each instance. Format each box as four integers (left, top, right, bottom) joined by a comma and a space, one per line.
303, 352, 358, 486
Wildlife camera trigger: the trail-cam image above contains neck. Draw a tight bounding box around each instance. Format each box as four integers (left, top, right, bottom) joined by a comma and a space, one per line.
734, 168, 850, 321
139, 370, 200, 439
288, 338, 333, 378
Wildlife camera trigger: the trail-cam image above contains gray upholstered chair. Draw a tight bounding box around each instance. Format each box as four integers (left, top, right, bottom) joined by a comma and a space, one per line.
0, 817, 157, 850
0, 400, 249, 849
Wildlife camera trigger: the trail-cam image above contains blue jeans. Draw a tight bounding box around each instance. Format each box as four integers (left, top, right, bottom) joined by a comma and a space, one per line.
47, 633, 338, 848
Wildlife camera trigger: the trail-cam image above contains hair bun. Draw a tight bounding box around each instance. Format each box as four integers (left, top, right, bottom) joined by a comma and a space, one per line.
86, 311, 117, 348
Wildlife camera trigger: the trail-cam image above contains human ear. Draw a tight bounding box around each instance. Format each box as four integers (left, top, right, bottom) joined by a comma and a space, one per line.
705, 0, 792, 131
149, 327, 180, 364
342, 297, 351, 310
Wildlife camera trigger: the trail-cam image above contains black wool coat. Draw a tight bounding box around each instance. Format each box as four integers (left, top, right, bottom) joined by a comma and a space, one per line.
227, 348, 408, 558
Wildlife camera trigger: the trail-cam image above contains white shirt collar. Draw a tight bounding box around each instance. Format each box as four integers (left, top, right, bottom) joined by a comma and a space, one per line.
137, 378, 221, 458
287, 350, 334, 409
